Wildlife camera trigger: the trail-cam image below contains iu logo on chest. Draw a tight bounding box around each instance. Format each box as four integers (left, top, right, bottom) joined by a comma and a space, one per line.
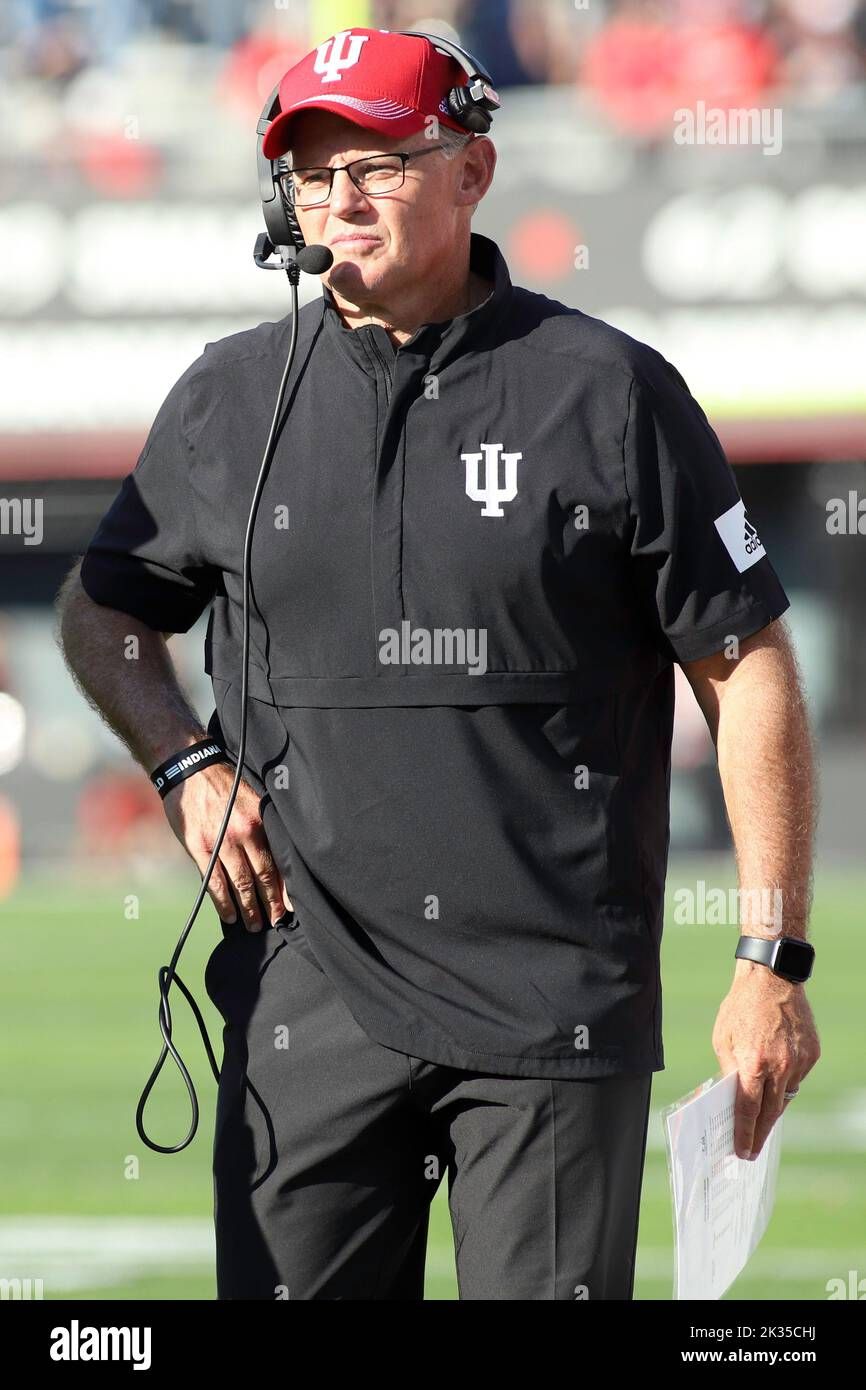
461, 441, 522, 517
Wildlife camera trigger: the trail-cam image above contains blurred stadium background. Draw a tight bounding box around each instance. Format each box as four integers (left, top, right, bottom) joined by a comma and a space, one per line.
0, 0, 864, 1300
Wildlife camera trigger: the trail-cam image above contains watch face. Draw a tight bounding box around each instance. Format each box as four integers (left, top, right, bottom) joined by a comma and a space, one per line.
776, 938, 814, 982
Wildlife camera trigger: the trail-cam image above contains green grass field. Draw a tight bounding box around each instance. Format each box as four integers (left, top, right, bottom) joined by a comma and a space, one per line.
1, 859, 863, 1301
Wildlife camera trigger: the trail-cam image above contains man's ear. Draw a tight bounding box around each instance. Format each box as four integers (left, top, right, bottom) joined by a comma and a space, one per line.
458, 136, 496, 208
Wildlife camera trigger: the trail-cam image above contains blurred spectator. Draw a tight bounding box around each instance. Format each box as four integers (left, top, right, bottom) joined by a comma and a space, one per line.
771, 0, 866, 106
581, 0, 779, 137
9, 0, 89, 84
0, 795, 21, 898
455, 0, 537, 87
9, 0, 261, 77
4, 0, 866, 113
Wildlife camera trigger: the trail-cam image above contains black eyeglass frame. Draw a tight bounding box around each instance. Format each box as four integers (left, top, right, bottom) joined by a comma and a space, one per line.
279, 143, 449, 207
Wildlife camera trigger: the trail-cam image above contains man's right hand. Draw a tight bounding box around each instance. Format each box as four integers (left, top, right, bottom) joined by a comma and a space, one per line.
163, 762, 293, 932
55, 582, 291, 930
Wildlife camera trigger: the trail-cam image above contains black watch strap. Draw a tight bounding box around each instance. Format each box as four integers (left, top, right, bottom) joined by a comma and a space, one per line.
735, 934, 815, 983
150, 739, 229, 799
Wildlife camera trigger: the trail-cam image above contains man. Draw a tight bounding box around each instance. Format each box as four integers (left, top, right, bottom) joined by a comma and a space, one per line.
58, 28, 820, 1300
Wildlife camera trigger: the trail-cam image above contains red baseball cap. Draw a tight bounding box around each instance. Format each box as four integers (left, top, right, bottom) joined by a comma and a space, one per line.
261, 27, 470, 160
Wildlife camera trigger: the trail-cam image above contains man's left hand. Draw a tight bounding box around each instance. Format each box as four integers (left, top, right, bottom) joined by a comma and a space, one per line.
712, 960, 821, 1161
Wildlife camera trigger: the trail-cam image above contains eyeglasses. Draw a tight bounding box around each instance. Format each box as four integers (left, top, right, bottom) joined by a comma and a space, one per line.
279, 145, 446, 208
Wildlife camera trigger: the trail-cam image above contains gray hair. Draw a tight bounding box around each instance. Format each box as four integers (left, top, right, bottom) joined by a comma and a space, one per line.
435, 126, 476, 159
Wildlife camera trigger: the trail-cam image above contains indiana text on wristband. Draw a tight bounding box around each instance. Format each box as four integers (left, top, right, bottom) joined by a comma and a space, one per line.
149, 739, 229, 798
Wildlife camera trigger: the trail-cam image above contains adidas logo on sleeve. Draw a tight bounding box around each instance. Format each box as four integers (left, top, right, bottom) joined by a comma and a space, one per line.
713, 498, 767, 572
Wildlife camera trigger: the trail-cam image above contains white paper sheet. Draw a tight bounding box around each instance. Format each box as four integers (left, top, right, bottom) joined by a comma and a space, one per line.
662, 1069, 783, 1300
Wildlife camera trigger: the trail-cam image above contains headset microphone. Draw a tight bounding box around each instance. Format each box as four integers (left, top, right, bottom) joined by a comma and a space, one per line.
135, 241, 333, 1154
254, 236, 334, 278
294, 243, 335, 276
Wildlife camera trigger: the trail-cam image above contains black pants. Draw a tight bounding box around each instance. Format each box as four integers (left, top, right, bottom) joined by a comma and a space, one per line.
204, 912, 654, 1301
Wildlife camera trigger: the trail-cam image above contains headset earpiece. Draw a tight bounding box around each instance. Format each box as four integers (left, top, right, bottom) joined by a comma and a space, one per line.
257, 91, 306, 255
408, 33, 499, 136
445, 84, 495, 134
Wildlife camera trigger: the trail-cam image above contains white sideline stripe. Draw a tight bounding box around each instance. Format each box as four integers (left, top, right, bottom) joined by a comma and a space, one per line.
0, 1218, 214, 1291
0, 1219, 860, 1291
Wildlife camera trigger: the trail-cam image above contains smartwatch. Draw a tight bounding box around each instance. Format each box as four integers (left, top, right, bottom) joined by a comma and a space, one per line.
735, 934, 815, 983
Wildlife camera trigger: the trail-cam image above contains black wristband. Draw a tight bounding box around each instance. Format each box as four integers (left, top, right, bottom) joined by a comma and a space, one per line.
150, 739, 229, 799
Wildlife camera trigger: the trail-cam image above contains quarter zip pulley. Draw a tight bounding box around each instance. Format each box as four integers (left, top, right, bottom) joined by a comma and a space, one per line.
364, 326, 393, 405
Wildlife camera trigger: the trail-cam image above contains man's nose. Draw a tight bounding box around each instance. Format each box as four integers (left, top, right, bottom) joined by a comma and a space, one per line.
328, 167, 371, 218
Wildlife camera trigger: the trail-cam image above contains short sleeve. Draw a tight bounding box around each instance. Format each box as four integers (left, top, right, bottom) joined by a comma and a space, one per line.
79, 356, 219, 633
622, 352, 790, 663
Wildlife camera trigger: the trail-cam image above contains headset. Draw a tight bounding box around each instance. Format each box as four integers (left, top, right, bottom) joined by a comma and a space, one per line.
136, 30, 499, 1154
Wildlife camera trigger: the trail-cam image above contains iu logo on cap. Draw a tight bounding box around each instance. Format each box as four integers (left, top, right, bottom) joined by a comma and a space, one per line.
462, 442, 522, 517
314, 30, 370, 84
